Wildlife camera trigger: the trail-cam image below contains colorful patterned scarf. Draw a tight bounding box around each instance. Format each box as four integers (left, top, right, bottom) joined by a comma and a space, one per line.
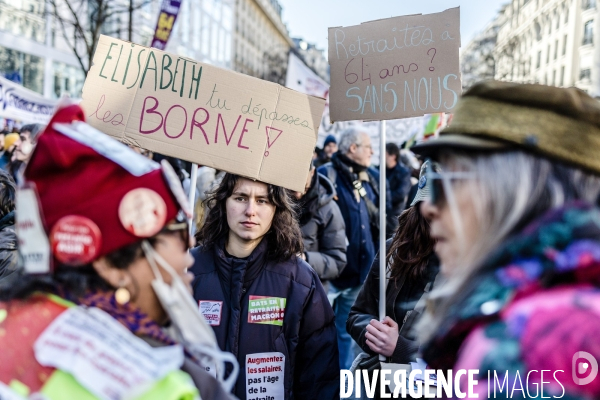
59, 288, 177, 347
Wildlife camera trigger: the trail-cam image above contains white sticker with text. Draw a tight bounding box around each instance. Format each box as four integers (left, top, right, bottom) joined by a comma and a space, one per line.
246, 352, 285, 400
199, 300, 223, 326
34, 306, 184, 400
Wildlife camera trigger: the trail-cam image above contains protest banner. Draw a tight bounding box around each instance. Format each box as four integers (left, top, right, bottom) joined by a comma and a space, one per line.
285, 52, 329, 100
150, 0, 183, 50
80, 35, 325, 192
328, 7, 461, 122
0, 76, 57, 124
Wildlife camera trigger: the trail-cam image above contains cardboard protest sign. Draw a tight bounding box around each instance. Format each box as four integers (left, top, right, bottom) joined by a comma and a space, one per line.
80, 35, 325, 192
328, 8, 461, 122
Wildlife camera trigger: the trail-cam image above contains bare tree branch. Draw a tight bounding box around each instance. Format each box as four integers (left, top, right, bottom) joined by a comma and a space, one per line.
46, 0, 156, 75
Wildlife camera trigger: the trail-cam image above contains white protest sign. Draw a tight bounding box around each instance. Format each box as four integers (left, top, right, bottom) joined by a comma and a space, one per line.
80, 35, 326, 192
0, 76, 57, 124
34, 306, 184, 400
16, 187, 51, 274
246, 352, 285, 400
328, 8, 461, 122
199, 300, 223, 326
285, 52, 329, 100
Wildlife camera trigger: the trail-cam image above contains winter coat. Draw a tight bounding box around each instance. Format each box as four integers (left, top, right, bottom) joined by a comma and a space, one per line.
385, 162, 412, 222
0, 294, 232, 400
318, 155, 392, 289
190, 239, 340, 400
421, 203, 600, 399
0, 211, 18, 283
298, 173, 347, 292
347, 240, 439, 365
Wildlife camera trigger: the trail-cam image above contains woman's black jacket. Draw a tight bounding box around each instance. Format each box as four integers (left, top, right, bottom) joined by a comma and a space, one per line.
347, 239, 439, 364
190, 239, 340, 400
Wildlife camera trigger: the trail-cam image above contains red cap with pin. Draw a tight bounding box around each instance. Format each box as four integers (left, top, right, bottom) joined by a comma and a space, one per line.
22, 104, 184, 269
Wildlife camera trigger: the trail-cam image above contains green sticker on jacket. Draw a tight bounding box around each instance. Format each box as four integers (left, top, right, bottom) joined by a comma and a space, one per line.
248, 296, 286, 326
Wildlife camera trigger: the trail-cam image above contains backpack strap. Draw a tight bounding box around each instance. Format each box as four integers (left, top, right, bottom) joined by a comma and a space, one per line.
323, 164, 337, 189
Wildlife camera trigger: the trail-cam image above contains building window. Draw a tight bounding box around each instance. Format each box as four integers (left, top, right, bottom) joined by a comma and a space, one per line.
0, 1, 46, 44
563, 34, 568, 55
536, 50, 541, 68
583, 20, 594, 45
552, 70, 557, 85
52, 61, 85, 99
546, 44, 551, 63
0, 46, 44, 94
583, 0, 596, 10
560, 66, 565, 86
565, 9, 569, 23
580, 68, 592, 81
554, 39, 558, 59
535, 22, 542, 41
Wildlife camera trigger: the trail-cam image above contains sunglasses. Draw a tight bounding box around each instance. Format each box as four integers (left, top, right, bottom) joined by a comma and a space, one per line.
160, 215, 192, 249
426, 162, 477, 206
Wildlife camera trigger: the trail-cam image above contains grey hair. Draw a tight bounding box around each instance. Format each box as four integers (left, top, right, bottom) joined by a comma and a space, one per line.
417, 149, 600, 342
338, 128, 366, 155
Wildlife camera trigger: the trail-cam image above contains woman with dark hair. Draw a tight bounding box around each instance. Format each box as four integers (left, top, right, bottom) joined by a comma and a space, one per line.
0, 105, 237, 400
191, 174, 339, 400
346, 161, 440, 397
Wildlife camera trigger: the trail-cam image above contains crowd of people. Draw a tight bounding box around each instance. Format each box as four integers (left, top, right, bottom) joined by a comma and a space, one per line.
1, 79, 600, 400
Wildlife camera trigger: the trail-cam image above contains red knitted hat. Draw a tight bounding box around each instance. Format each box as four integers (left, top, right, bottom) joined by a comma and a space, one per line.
21, 104, 189, 271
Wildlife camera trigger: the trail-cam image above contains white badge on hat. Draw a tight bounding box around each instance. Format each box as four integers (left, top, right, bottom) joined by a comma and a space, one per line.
118, 188, 167, 237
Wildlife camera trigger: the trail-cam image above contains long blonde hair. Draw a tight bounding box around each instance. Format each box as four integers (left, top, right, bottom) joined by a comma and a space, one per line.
417, 149, 600, 342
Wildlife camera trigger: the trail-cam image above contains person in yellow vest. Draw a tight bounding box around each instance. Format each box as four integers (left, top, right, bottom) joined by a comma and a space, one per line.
0, 104, 238, 400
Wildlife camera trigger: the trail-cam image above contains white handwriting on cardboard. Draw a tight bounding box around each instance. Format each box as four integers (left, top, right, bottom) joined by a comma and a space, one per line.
328, 8, 461, 122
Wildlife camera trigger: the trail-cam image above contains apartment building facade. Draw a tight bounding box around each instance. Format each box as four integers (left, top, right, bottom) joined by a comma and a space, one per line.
495, 0, 599, 94
168, 0, 234, 70
0, 0, 234, 100
461, 6, 508, 90
233, 0, 292, 83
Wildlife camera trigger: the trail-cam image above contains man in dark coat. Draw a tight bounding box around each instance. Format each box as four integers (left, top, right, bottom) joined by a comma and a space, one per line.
384, 142, 412, 230
318, 128, 392, 370
294, 165, 347, 293
0, 169, 17, 283
315, 134, 337, 168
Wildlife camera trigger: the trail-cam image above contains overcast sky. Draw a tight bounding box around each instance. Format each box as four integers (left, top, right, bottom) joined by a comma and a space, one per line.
277, 0, 508, 55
